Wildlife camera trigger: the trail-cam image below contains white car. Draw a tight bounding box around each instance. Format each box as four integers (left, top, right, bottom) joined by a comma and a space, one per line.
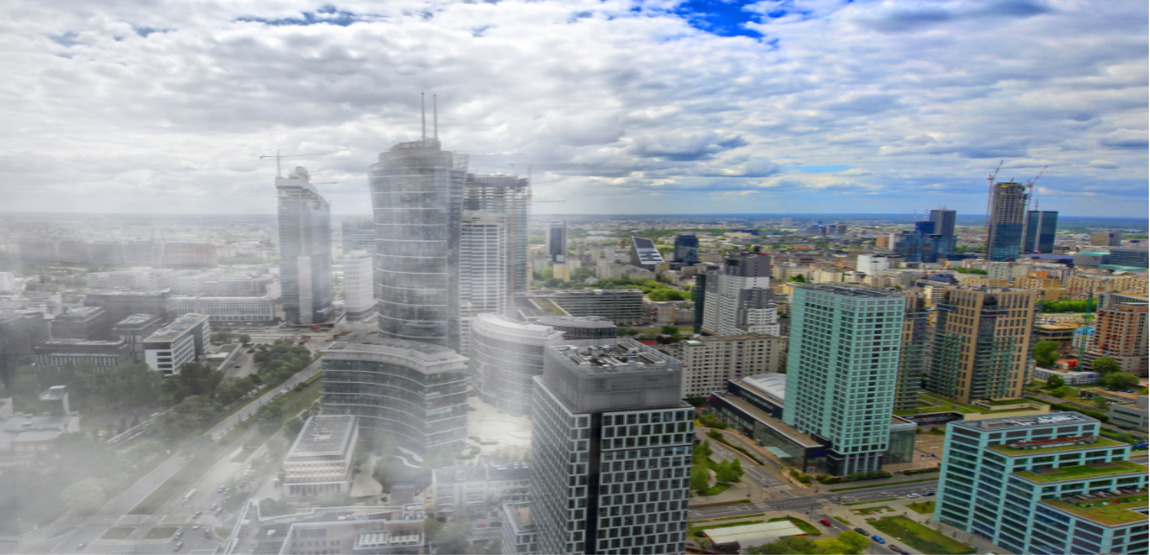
906, 493, 920, 498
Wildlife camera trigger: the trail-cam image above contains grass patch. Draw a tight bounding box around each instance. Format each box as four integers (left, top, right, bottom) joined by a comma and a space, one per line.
1015, 461, 1146, 482
101, 527, 134, 539
697, 483, 734, 496
834, 517, 850, 525
828, 478, 939, 492
216, 527, 230, 538
144, 527, 178, 540
769, 517, 821, 536
1042, 497, 1148, 525
851, 505, 894, 516
867, 516, 975, 555
907, 501, 936, 514
843, 498, 898, 506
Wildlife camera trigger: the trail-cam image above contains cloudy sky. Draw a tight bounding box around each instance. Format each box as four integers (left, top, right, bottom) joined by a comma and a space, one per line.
1, 0, 1146, 217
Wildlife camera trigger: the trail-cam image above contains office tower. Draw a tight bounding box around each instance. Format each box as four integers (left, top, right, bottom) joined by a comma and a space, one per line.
368, 134, 466, 350
701, 253, 778, 337
629, 236, 664, 270
894, 292, 930, 411
935, 413, 1147, 555
342, 251, 375, 322
322, 338, 468, 453
341, 217, 375, 255
1090, 231, 1122, 247
929, 209, 957, 256
51, 306, 113, 340
143, 313, 211, 376
459, 211, 510, 353
892, 221, 947, 263
531, 338, 693, 555
465, 173, 530, 294
1108, 247, 1150, 268
111, 313, 163, 363
782, 285, 905, 475
986, 181, 1029, 261
659, 333, 787, 397
470, 313, 562, 415
277, 166, 334, 325
1084, 293, 1148, 377
927, 287, 1037, 403
1022, 210, 1058, 254
0, 311, 33, 387
547, 220, 567, 263
692, 273, 707, 334
672, 234, 700, 266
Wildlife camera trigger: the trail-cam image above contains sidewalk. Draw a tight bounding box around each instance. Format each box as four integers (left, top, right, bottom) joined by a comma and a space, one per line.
821, 497, 1013, 555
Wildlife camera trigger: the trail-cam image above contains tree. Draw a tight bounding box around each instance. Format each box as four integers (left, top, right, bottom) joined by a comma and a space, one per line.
1050, 385, 1075, 398
283, 417, 305, 440
173, 362, 224, 402
690, 467, 710, 493
834, 530, 871, 554
1046, 375, 1065, 389
747, 535, 819, 554
239, 334, 252, 344
1033, 341, 1060, 367
430, 520, 471, 554
788, 275, 807, 283
1102, 372, 1140, 390
1092, 357, 1122, 374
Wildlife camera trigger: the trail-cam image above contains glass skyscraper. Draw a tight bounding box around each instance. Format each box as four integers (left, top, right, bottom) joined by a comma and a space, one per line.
464, 173, 530, 294
986, 182, 1029, 261
782, 285, 905, 475
368, 138, 467, 350
1023, 210, 1058, 254
276, 166, 334, 325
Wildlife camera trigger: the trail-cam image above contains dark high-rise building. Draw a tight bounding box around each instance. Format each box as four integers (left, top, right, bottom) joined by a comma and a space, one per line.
341, 217, 375, 255
1022, 210, 1058, 254
986, 182, 1028, 261
530, 338, 693, 554
547, 220, 567, 263
672, 234, 700, 266
277, 166, 334, 325
369, 136, 466, 350
465, 174, 530, 294
893, 221, 947, 263
929, 209, 957, 256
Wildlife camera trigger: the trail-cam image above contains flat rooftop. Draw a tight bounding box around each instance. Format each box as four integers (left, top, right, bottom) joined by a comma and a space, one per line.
1015, 461, 1146, 484
954, 412, 1096, 433
535, 316, 616, 329
287, 415, 356, 457
550, 342, 667, 374
1042, 495, 1149, 526
740, 373, 787, 403
324, 338, 466, 366
114, 313, 160, 327
989, 437, 1124, 456
795, 284, 902, 299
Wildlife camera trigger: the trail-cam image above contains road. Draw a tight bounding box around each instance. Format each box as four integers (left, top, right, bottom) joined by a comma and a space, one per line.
690, 479, 939, 521
208, 358, 323, 441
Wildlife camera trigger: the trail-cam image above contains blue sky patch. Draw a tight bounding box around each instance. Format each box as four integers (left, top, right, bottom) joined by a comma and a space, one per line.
674, 0, 763, 38
236, 4, 363, 27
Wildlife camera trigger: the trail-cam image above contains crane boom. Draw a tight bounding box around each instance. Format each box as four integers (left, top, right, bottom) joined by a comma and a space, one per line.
259, 150, 325, 177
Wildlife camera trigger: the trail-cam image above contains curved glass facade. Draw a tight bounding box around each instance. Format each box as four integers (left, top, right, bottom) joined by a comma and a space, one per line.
368, 139, 466, 350
470, 314, 560, 415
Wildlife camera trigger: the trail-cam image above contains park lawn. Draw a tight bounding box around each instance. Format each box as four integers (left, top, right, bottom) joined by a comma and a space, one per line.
698, 483, 733, 496
101, 527, 134, 539
768, 517, 822, 536
907, 501, 936, 514
867, 516, 976, 555
851, 506, 894, 516
1015, 461, 1146, 482
144, 527, 178, 540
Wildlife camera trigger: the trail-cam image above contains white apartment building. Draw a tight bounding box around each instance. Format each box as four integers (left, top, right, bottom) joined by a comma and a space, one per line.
282, 415, 358, 498
143, 313, 210, 375
342, 250, 375, 321
660, 333, 788, 397
166, 296, 275, 323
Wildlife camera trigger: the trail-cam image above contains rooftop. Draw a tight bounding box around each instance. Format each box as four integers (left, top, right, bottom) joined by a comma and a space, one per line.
113, 313, 160, 327
286, 415, 357, 457
550, 341, 669, 374
1042, 496, 1149, 526
796, 283, 904, 299
954, 411, 1096, 433
323, 338, 467, 369
534, 315, 616, 329
989, 437, 1124, 456
1014, 461, 1146, 483
740, 373, 787, 403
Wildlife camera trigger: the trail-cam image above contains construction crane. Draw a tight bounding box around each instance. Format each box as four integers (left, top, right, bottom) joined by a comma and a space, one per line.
259, 150, 325, 177
984, 160, 1004, 231
1026, 165, 1049, 210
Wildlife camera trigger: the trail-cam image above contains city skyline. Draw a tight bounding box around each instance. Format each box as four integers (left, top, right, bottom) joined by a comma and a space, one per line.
1, 1, 1146, 218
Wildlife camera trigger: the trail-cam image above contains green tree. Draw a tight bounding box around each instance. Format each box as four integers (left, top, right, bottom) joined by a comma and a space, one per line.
1046, 375, 1065, 389
788, 275, 806, 283
173, 362, 224, 402
834, 530, 871, 554
283, 417, 305, 440
690, 467, 710, 493
1092, 357, 1122, 374
747, 535, 819, 554
1050, 385, 1076, 398
239, 334, 252, 344
1102, 372, 1140, 390
1033, 341, 1060, 367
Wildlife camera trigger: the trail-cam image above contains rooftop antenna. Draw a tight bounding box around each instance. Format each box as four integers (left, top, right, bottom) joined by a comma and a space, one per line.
421, 92, 427, 140
433, 94, 438, 140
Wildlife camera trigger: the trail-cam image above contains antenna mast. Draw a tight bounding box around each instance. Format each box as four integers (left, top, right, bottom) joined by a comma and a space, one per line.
433, 94, 438, 140
420, 92, 427, 140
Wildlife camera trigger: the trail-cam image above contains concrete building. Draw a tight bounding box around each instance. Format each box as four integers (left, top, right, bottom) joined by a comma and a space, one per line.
659, 333, 787, 398
1109, 396, 1148, 431
281, 415, 358, 498
986, 181, 1029, 261
533, 316, 617, 340
277, 166, 334, 325
143, 313, 211, 375
470, 313, 562, 416
783, 285, 905, 475
0, 392, 80, 457
935, 413, 1148, 555
927, 288, 1037, 404
1107, 247, 1149, 269
1084, 293, 1149, 377
629, 236, 664, 270
167, 296, 276, 323
460, 210, 510, 354
51, 306, 113, 340
895, 292, 930, 412
321, 338, 468, 454
0, 310, 36, 386
369, 135, 466, 351
501, 502, 537, 555
547, 220, 567, 263
465, 173, 531, 294
236, 505, 426, 555
1090, 232, 1122, 247
111, 313, 163, 362
342, 250, 375, 322
530, 338, 693, 555
431, 460, 531, 519
701, 253, 779, 337
83, 290, 171, 324
34, 339, 130, 371
522, 289, 646, 325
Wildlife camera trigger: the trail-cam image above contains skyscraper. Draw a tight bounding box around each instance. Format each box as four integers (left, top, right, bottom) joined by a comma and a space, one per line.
986, 182, 1029, 261
530, 338, 693, 554
929, 208, 957, 257
341, 216, 375, 254
547, 220, 567, 263
1084, 292, 1148, 377
1022, 210, 1058, 254
701, 253, 778, 337
342, 250, 375, 322
368, 136, 466, 350
465, 173, 530, 294
277, 166, 334, 325
783, 285, 905, 475
927, 287, 1037, 403
470, 313, 562, 415
894, 291, 930, 412
459, 210, 510, 353
672, 234, 700, 266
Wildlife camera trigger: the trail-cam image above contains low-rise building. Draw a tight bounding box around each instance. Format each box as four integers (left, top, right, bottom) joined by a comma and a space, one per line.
33, 339, 130, 371
167, 296, 276, 323
143, 313, 211, 375
112, 313, 163, 363
51, 306, 113, 340
235, 505, 426, 555
281, 415, 358, 498
1032, 367, 1099, 385
431, 460, 531, 519
659, 334, 787, 398
1109, 396, 1148, 431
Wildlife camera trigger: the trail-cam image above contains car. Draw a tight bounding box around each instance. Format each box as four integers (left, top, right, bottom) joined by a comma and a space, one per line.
907, 493, 920, 498
174, 542, 184, 552
490, 522, 503, 527
174, 531, 183, 540
872, 535, 886, 544
854, 528, 868, 536
76, 543, 86, 550
890, 546, 909, 554
819, 519, 832, 526
924, 491, 936, 496
210, 503, 219, 511
193, 523, 201, 530
476, 523, 487, 528
217, 485, 225, 493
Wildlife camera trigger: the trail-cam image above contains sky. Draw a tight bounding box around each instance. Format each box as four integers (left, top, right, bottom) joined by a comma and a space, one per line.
0, 0, 1146, 217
